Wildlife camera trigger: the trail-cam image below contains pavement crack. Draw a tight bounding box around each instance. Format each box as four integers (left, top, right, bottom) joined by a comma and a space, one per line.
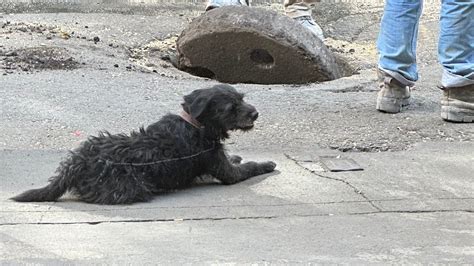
360, 209, 473, 215
284, 153, 382, 212
0, 200, 371, 213
394, 209, 473, 213
2, 197, 472, 213
1, 210, 472, 227
0, 215, 280, 226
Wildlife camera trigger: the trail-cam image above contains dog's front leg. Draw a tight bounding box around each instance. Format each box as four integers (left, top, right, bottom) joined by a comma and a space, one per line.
210, 150, 276, 185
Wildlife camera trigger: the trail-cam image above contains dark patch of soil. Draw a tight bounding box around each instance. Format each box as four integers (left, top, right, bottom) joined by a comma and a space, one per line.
1, 47, 79, 73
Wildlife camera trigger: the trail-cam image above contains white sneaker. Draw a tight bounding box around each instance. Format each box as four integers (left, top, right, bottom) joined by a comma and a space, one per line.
293, 16, 324, 40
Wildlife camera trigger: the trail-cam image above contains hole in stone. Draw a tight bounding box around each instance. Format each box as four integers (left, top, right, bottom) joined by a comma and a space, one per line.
250, 49, 274, 69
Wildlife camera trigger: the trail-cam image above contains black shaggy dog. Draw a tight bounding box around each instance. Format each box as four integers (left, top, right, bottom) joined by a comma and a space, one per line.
12, 84, 276, 204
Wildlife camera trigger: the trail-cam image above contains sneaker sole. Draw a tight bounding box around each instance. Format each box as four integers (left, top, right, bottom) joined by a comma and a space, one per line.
441, 106, 474, 123
376, 97, 410, 113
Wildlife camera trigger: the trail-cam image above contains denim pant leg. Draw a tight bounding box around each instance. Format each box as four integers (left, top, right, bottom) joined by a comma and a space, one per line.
377, 0, 423, 86
439, 0, 474, 88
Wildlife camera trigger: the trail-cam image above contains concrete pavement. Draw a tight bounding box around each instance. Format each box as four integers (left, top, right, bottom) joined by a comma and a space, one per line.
1, 143, 473, 263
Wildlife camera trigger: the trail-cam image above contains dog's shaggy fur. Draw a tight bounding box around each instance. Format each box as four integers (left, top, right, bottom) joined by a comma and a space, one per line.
12, 84, 276, 204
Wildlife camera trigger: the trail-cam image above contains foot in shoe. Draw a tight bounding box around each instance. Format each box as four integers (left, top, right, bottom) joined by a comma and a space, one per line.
376, 70, 411, 114
293, 16, 324, 40
440, 84, 474, 123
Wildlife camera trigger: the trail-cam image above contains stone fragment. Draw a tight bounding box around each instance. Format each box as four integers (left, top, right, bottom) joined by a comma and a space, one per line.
176, 6, 343, 84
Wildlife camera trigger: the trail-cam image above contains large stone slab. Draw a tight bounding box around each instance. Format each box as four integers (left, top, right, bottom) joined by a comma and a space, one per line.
176, 6, 343, 84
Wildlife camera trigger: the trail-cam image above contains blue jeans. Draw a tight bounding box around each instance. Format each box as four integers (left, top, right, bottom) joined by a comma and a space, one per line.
377, 0, 474, 88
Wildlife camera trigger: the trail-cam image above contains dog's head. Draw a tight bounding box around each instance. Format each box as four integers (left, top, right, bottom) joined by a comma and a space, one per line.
182, 84, 259, 134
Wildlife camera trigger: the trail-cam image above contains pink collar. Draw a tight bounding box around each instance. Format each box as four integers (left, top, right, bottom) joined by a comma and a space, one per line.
180, 111, 203, 129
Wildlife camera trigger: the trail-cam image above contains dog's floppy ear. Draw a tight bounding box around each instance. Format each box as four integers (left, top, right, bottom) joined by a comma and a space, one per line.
189, 96, 211, 118
183, 90, 212, 119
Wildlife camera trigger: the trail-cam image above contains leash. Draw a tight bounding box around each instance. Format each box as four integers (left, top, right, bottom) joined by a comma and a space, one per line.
99, 146, 215, 167
97, 145, 216, 179
96, 110, 212, 179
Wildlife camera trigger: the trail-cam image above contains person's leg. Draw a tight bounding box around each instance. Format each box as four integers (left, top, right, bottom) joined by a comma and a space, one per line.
439, 0, 474, 88
284, 0, 324, 40
439, 0, 474, 122
205, 0, 324, 40
376, 0, 423, 113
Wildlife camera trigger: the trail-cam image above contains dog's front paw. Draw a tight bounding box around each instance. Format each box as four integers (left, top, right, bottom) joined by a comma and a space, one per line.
229, 155, 243, 164
260, 161, 276, 173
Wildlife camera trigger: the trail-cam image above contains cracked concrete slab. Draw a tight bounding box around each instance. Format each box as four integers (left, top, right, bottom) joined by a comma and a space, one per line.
1, 151, 375, 225
2, 143, 472, 226
287, 142, 474, 212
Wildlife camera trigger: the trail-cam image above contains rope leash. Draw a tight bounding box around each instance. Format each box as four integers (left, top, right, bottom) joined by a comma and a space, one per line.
101, 146, 216, 167
96, 145, 216, 179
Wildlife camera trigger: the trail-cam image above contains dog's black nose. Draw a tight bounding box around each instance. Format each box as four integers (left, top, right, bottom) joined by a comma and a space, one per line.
250, 111, 259, 120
